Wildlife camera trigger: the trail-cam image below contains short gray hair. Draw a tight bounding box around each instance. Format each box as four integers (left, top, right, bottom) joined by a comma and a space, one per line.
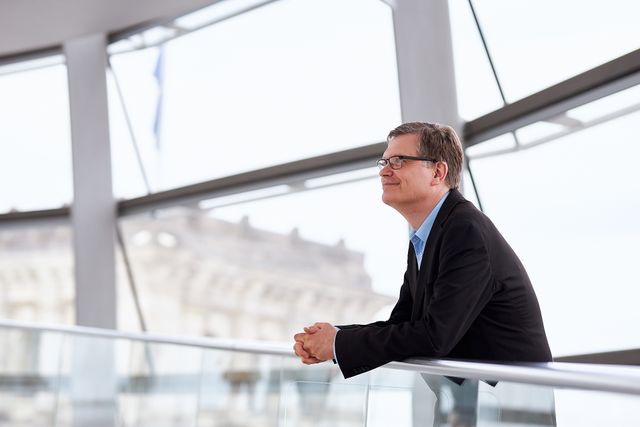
387, 122, 463, 189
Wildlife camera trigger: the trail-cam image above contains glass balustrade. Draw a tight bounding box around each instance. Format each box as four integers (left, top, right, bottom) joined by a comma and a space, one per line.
0, 323, 638, 426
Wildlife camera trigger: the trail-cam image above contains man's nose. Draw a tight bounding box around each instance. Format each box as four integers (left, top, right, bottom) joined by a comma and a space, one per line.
379, 166, 392, 176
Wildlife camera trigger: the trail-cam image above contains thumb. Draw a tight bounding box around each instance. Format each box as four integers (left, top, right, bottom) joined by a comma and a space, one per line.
304, 325, 319, 334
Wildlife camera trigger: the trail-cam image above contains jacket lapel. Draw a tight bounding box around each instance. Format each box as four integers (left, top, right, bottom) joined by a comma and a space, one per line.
407, 242, 419, 300
410, 189, 467, 321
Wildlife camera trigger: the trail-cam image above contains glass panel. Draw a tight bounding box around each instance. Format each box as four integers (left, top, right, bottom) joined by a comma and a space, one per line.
107, 65, 156, 199
478, 380, 556, 427
367, 369, 437, 427
555, 388, 640, 427
567, 83, 640, 123
515, 121, 566, 146
284, 364, 574, 427
54, 334, 120, 426
117, 340, 203, 426
108, 0, 400, 195
281, 363, 368, 426
1, 323, 639, 426
198, 349, 283, 426
0, 58, 72, 212
0, 328, 64, 426
448, 0, 504, 120
469, 0, 640, 102
117, 174, 403, 336
368, 367, 559, 427
0, 224, 74, 324
0, 325, 289, 426
465, 133, 516, 158
467, 107, 640, 356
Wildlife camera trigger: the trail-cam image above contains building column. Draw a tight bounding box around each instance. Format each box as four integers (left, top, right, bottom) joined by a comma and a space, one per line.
391, 0, 460, 127
64, 33, 116, 329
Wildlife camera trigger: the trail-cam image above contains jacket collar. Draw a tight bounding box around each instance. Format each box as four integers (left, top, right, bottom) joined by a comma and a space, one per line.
431, 188, 466, 232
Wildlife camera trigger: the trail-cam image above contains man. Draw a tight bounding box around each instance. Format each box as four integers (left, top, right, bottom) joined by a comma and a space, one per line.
293, 122, 551, 379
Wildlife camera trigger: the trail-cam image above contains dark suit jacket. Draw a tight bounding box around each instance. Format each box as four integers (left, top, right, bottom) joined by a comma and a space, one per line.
335, 189, 551, 378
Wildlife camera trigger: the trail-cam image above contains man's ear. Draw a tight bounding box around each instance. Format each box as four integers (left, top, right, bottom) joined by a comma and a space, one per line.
433, 161, 448, 185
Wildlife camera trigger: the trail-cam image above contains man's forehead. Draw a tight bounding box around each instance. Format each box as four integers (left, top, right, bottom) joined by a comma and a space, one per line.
384, 134, 420, 156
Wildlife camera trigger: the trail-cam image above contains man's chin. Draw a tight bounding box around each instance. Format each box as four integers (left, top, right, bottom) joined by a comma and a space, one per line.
381, 193, 396, 207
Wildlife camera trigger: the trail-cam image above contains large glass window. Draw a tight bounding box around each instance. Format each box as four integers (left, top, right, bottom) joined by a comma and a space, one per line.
448, 0, 504, 120
467, 98, 640, 356
116, 173, 407, 337
463, 0, 640, 103
0, 57, 72, 212
108, 0, 400, 197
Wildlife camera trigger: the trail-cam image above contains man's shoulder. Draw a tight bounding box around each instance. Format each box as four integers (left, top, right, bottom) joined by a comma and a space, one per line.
442, 191, 485, 225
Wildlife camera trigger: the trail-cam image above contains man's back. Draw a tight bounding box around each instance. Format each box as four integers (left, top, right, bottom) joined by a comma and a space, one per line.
334, 189, 551, 378
421, 191, 551, 362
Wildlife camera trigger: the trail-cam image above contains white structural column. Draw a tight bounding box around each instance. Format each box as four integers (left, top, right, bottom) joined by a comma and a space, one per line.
391, 0, 459, 126
64, 33, 117, 329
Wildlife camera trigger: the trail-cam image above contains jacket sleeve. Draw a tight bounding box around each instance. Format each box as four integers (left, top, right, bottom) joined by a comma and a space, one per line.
335, 220, 495, 378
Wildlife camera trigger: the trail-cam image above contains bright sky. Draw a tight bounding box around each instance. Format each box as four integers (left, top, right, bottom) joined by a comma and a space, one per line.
1, 0, 639, 357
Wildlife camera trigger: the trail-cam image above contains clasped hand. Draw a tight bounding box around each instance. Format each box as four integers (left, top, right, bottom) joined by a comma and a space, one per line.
293, 322, 336, 364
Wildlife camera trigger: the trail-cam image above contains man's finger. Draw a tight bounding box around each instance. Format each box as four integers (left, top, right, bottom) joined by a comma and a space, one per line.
302, 356, 321, 364
294, 341, 310, 357
294, 341, 310, 359
304, 325, 319, 334
293, 332, 306, 342
293, 343, 303, 357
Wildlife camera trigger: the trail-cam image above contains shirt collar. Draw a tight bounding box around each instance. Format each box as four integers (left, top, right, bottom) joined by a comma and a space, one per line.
409, 191, 450, 243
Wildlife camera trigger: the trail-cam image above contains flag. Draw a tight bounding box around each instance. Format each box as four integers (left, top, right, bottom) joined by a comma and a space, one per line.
153, 46, 164, 150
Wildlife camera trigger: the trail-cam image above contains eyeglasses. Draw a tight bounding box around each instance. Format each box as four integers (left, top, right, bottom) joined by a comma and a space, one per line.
377, 155, 438, 170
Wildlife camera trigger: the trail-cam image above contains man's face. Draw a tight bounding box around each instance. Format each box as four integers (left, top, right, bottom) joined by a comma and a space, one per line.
379, 133, 435, 209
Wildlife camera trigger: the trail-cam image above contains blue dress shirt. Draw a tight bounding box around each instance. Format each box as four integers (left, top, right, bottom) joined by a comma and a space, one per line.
410, 191, 449, 267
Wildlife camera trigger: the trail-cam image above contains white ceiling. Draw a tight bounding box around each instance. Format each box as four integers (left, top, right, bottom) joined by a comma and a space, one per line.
0, 0, 219, 59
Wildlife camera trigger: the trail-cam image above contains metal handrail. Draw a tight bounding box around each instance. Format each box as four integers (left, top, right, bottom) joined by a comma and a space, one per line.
2, 318, 639, 396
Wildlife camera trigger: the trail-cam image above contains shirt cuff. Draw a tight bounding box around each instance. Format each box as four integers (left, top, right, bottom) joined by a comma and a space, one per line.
332, 326, 339, 365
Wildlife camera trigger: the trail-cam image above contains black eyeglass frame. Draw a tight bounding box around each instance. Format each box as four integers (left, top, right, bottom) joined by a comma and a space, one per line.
376, 155, 439, 170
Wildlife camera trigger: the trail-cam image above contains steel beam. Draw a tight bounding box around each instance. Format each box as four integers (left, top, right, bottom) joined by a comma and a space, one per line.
464, 48, 640, 146
119, 142, 386, 215
0, 208, 69, 228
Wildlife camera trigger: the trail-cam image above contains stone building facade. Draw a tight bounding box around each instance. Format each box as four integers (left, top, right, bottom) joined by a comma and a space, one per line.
0, 209, 394, 342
